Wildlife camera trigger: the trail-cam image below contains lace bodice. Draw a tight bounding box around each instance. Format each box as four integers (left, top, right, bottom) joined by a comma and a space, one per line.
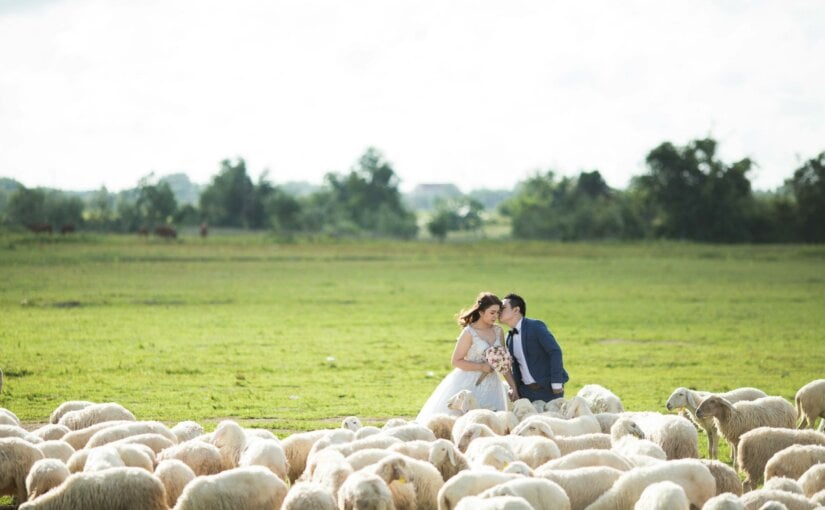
464, 326, 502, 362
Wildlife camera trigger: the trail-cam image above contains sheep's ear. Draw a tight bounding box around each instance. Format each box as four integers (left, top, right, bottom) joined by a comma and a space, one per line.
686, 391, 697, 409
719, 397, 735, 412
447, 445, 456, 465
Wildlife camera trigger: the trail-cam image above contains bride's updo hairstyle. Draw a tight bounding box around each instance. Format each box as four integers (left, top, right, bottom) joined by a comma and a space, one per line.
457, 292, 502, 327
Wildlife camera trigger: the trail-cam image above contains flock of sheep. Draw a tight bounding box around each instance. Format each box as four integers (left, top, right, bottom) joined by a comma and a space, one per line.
1, 369, 824, 509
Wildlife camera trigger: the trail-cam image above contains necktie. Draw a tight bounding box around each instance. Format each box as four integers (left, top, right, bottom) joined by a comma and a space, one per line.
507, 327, 519, 343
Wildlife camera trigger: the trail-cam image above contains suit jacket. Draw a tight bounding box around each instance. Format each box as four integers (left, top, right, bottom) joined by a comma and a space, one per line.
507, 317, 569, 389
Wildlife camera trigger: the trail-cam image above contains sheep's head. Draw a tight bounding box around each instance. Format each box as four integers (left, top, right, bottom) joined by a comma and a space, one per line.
429, 439, 457, 467
666, 388, 689, 411
611, 417, 644, 440
512, 419, 554, 439
341, 416, 362, 431
511, 399, 538, 421
446, 390, 478, 413
375, 455, 410, 484
695, 395, 733, 419
563, 396, 593, 418
211, 420, 246, 449
477, 444, 515, 471
457, 423, 494, 452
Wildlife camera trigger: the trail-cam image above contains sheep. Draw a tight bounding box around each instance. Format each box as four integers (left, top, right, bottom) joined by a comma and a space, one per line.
25, 458, 70, 500
452, 409, 509, 444
388, 439, 435, 461
455, 495, 533, 509
502, 461, 534, 476
764, 444, 825, 481
338, 470, 395, 510
594, 412, 620, 434
35, 440, 75, 463
31, 424, 70, 442
465, 434, 561, 469
304, 448, 354, 500
83, 445, 126, 471
0, 424, 42, 443
429, 438, 470, 481
798, 463, 825, 498
305, 428, 356, 461
665, 386, 767, 460
110, 432, 176, 455
538, 466, 624, 510
48, 400, 95, 424
702, 493, 746, 510
537, 448, 635, 472
281, 481, 338, 510
0, 408, 20, 426
521, 412, 601, 437
85, 420, 177, 449
383, 418, 410, 428
736, 427, 825, 491
812, 489, 825, 506
61, 420, 131, 449
625, 411, 699, 460
17, 467, 167, 510
208, 419, 247, 470
695, 395, 796, 469
468, 443, 517, 471
437, 470, 520, 510
66, 443, 154, 473
577, 384, 624, 414
346, 448, 396, 471
157, 440, 223, 476
174, 465, 288, 510
478, 477, 571, 510
355, 426, 383, 439
584, 459, 717, 510
632, 480, 689, 510
511, 398, 538, 422
610, 417, 667, 461
57, 402, 136, 430
0, 437, 45, 503
239, 437, 289, 481
154, 458, 195, 508
170, 421, 204, 443
342, 416, 363, 431
763, 477, 804, 495
372, 453, 444, 510
456, 423, 498, 452
381, 422, 437, 442
700, 459, 744, 496
739, 489, 819, 510
512, 417, 613, 455
447, 389, 479, 414
281, 429, 328, 484
795, 379, 825, 430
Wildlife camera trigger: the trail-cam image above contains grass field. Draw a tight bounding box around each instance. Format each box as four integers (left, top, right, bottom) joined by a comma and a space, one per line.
1, 233, 824, 460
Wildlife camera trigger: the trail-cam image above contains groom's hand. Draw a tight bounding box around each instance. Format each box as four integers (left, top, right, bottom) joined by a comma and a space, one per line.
508, 388, 519, 401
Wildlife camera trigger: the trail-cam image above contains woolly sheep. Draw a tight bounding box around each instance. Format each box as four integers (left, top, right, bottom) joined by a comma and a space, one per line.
48, 400, 95, 425
812, 489, 825, 506
239, 437, 289, 481
388, 439, 435, 461
700, 459, 744, 496
0, 424, 42, 443
765, 444, 825, 481
0, 408, 20, 426
305, 428, 356, 461
31, 424, 70, 442
468, 443, 517, 471
799, 463, 825, 497
208, 419, 247, 470
66, 443, 154, 473
175, 465, 288, 510
529, 413, 601, 437
539, 466, 624, 510
35, 440, 75, 463
632, 480, 689, 510
57, 402, 135, 430
446, 389, 480, 414
584, 459, 716, 510
25, 458, 70, 501
695, 396, 796, 469
538, 448, 634, 472
281, 429, 328, 484
429, 438, 470, 481
795, 379, 825, 430
338, 471, 395, 510
512, 417, 614, 455
157, 440, 223, 476
577, 384, 624, 414
83, 445, 126, 471
610, 417, 667, 461
0, 437, 45, 503
383, 417, 410, 428
372, 453, 444, 510
739, 489, 819, 510
703, 493, 746, 510
736, 427, 825, 491
594, 412, 620, 434
465, 434, 561, 469
478, 477, 570, 510
305, 448, 354, 500
502, 461, 534, 476
61, 420, 131, 449
346, 448, 396, 471
511, 398, 538, 422
381, 422, 437, 442
86, 420, 177, 449
281, 481, 338, 510
452, 409, 509, 444
665, 386, 767, 460
456, 423, 498, 452
437, 470, 520, 510
329, 434, 404, 460
154, 458, 195, 508
763, 477, 804, 495
110, 432, 176, 454
455, 494, 533, 509
625, 411, 699, 460
170, 421, 204, 443
355, 426, 382, 439
342, 416, 363, 431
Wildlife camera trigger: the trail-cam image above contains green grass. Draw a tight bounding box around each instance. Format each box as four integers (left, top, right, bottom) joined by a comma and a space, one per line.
1, 233, 824, 462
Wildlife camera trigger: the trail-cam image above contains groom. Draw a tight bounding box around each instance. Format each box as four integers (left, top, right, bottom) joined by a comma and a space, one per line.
499, 293, 569, 402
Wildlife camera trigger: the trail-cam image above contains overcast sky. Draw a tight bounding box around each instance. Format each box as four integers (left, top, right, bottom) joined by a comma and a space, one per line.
1, 1, 824, 193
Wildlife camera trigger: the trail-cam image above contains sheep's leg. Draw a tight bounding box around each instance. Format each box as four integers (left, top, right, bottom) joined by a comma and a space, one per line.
730, 442, 737, 471
799, 413, 810, 429
705, 426, 718, 460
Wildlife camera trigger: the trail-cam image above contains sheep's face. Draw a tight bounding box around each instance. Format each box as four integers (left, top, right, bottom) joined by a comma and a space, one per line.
342, 417, 362, 431
666, 388, 688, 411
695, 396, 727, 419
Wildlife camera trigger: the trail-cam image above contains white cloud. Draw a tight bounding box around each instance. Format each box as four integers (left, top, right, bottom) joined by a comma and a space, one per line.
1, 0, 824, 193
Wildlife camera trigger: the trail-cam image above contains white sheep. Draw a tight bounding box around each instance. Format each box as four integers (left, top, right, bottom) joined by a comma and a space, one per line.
763, 477, 804, 495
337, 470, 395, 510
281, 481, 338, 510
466, 434, 561, 469
795, 379, 825, 430
388, 439, 435, 462
281, 429, 328, 484
355, 425, 382, 439
170, 421, 204, 443
239, 437, 289, 481
381, 422, 437, 442
577, 384, 624, 414
455, 494, 533, 509
455, 423, 498, 452
625, 411, 699, 460
539, 466, 624, 510
695, 395, 796, 469
537, 448, 634, 472
35, 440, 75, 463
157, 439, 223, 476
437, 470, 520, 510
593, 412, 620, 434
0, 437, 45, 503
31, 424, 70, 442
85, 420, 177, 449
812, 489, 825, 506
468, 443, 517, 471
511, 398, 538, 422
700, 459, 744, 496
632, 480, 689, 510
798, 463, 825, 498
0, 424, 42, 443
452, 409, 509, 444
610, 417, 667, 461
446, 389, 480, 414
304, 428, 356, 462
765, 443, 825, 481
175, 465, 288, 509
304, 448, 354, 500
17, 467, 167, 510
736, 427, 825, 491
0, 408, 20, 427
512, 417, 614, 455
522, 412, 601, 437
665, 386, 767, 460
739, 489, 819, 510
66, 443, 154, 473
83, 445, 126, 471
429, 438, 470, 481
372, 453, 444, 510
25, 458, 70, 501
479, 477, 571, 510
208, 419, 247, 470
702, 493, 746, 510
61, 420, 131, 449
346, 448, 396, 471
48, 400, 95, 424
502, 461, 534, 476
584, 459, 716, 510
57, 402, 135, 430
111, 432, 176, 455
383, 417, 410, 428
153, 458, 195, 508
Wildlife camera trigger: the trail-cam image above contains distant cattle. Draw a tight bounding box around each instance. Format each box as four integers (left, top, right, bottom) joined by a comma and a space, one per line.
199, 223, 208, 238
28, 223, 52, 234
60, 223, 76, 234
155, 225, 177, 239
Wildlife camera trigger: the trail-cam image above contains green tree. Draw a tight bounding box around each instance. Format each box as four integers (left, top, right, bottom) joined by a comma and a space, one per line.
426, 196, 485, 240
199, 158, 257, 228
44, 191, 84, 228
788, 151, 825, 242
6, 187, 47, 226
136, 175, 178, 227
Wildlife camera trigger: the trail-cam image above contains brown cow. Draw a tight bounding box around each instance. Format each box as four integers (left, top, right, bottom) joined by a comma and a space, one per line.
28, 223, 52, 234
154, 225, 177, 239
199, 223, 208, 238
60, 223, 76, 234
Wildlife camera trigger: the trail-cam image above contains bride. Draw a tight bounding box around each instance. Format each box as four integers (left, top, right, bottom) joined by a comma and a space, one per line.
416, 292, 517, 423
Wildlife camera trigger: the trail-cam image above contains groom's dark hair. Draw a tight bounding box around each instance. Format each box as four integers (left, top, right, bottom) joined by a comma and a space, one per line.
503, 293, 526, 316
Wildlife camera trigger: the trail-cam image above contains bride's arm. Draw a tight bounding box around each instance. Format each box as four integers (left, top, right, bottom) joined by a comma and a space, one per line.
451, 330, 492, 373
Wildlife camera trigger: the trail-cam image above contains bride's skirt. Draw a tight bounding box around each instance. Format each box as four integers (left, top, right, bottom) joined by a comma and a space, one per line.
415, 368, 508, 424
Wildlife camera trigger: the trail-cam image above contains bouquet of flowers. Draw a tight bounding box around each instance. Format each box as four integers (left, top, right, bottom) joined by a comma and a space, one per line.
475, 345, 513, 385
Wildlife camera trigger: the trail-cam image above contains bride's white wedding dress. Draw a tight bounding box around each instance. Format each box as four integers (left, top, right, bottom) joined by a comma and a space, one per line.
415, 325, 508, 423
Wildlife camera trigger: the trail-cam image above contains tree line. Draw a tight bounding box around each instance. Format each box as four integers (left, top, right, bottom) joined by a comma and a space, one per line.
1, 139, 823, 243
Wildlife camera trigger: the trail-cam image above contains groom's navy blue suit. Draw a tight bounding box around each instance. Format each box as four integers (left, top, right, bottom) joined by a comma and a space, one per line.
507, 317, 569, 402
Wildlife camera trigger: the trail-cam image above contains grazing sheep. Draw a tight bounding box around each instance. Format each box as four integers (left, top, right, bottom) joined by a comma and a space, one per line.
388, 439, 435, 462
700, 459, 744, 496
281, 481, 338, 510
455, 495, 533, 509
383, 418, 409, 429
281, 429, 328, 484
304, 448, 354, 500
764, 443, 825, 481
110, 432, 176, 454
702, 493, 746, 510
632, 480, 689, 510
0, 408, 20, 427
739, 489, 819, 510
665, 386, 767, 460
625, 411, 699, 460
157, 440, 223, 476
795, 379, 825, 430
468, 443, 517, 471
763, 477, 804, 495
342, 416, 363, 431
86, 421, 177, 449
170, 421, 204, 443
537, 448, 634, 472
479, 477, 571, 510
502, 461, 534, 476
337, 470, 395, 510
175, 465, 288, 510
57, 402, 136, 430
61, 420, 131, 449
372, 453, 444, 510
153, 459, 195, 508
695, 396, 797, 469
0, 425, 42, 443
346, 448, 396, 471
438, 470, 520, 510
17, 467, 167, 510
66, 443, 154, 473
305, 428, 356, 461
0, 437, 45, 503
31, 424, 70, 442
539, 466, 624, 510
84, 445, 126, 471
577, 384, 624, 414
452, 409, 509, 444
528, 412, 601, 437
239, 437, 289, 481
799, 463, 825, 497
48, 400, 95, 424
35, 440, 75, 463
25, 458, 70, 501
208, 419, 247, 470
421, 413, 457, 441
429, 438, 470, 481
512, 417, 613, 455
585, 459, 716, 510
736, 427, 825, 491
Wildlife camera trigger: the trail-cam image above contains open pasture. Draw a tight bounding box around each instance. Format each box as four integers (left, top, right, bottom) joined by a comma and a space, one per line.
1, 234, 824, 455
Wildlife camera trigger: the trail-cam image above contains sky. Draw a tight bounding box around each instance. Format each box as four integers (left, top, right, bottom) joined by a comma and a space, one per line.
1, 1, 824, 194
